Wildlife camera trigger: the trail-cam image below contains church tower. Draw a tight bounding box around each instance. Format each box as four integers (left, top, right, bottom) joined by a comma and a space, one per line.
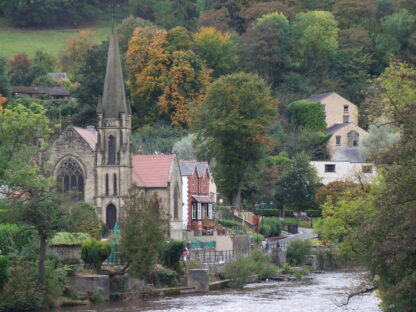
95, 31, 132, 229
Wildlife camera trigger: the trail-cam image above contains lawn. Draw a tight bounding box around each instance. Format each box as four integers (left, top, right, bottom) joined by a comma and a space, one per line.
0, 18, 113, 60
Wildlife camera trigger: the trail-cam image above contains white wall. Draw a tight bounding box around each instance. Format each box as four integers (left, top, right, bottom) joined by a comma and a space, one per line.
310, 161, 376, 185
182, 177, 188, 230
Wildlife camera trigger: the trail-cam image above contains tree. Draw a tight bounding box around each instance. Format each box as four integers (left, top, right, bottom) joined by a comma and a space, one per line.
192, 73, 275, 208
291, 11, 339, 73
8, 53, 32, 86
0, 57, 10, 97
331, 0, 376, 29
274, 153, 321, 216
119, 188, 169, 278
68, 201, 101, 239
172, 134, 196, 160
239, 12, 291, 85
315, 181, 357, 206
193, 27, 237, 77
197, 8, 231, 32
153, 0, 199, 30
286, 99, 326, 132
58, 30, 97, 77
0, 102, 68, 285
126, 27, 210, 127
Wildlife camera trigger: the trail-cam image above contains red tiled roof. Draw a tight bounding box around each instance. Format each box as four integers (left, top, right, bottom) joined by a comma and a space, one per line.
132, 154, 175, 188
73, 127, 97, 150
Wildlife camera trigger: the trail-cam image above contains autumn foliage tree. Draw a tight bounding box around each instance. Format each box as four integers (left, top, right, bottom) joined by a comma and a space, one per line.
126, 26, 210, 127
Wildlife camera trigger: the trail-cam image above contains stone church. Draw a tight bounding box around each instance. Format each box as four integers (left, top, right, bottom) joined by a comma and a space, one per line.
42, 31, 183, 237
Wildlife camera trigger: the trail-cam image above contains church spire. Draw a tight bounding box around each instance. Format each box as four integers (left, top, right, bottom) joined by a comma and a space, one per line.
100, 30, 130, 119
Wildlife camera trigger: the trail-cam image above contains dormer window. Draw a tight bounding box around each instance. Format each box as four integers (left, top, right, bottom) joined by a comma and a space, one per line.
344, 105, 349, 112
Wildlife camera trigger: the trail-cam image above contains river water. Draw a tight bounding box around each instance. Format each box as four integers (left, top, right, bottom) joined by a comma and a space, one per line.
58, 272, 381, 312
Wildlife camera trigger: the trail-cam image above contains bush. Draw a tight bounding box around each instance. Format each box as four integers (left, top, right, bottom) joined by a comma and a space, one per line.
0, 223, 35, 255
0, 256, 8, 290
219, 219, 241, 228
250, 233, 265, 245
161, 240, 185, 270
49, 232, 91, 246
286, 239, 312, 265
255, 209, 279, 217
151, 269, 177, 287
306, 209, 321, 217
81, 239, 111, 271
285, 209, 294, 217
0, 263, 42, 311
68, 202, 101, 239
260, 218, 282, 237
221, 257, 256, 288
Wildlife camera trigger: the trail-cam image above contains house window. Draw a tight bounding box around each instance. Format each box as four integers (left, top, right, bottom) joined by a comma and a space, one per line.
336, 136, 341, 146
322, 104, 326, 112
344, 105, 349, 112
56, 157, 84, 201
208, 204, 213, 219
348, 131, 359, 147
192, 204, 197, 220
325, 164, 336, 173
113, 174, 117, 195
108, 135, 116, 165
343, 115, 349, 123
197, 203, 202, 220
105, 174, 109, 196
192, 178, 196, 192
362, 165, 373, 173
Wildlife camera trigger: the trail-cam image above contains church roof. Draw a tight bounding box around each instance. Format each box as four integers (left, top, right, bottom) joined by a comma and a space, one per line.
100, 30, 131, 118
73, 127, 97, 150
132, 154, 176, 188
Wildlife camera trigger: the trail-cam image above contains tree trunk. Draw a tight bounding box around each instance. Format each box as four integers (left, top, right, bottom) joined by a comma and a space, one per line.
39, 232, 46, 284
235, 188, 242, 210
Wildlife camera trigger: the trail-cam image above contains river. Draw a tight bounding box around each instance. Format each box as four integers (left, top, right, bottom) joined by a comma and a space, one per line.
58, 272, 381, 312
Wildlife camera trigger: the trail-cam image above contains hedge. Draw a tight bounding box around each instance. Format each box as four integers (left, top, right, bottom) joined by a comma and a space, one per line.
255, 209, 279, 217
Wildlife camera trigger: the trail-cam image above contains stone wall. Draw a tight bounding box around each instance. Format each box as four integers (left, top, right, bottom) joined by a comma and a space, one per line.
320, 93, 358, 127
69, 275, 110, 300
327, 123, 368, 157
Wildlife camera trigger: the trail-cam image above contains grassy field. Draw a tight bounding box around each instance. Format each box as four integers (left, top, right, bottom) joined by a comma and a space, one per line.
0, 18, 113, 60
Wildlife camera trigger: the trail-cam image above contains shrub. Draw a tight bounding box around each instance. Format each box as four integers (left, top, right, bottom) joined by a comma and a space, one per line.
286, 239, 312, 265
151, 269, 177, 287
81, 239, 111, 271
250, 233, 265, 245
68, 202, 101, 239
255, 209, 279, 217
219, 219, 241, 228
285, 209, 294, 217
49, 232, 91, 246
260, 217, 282, 237
0, 256, 8, 290
161, 240, 185, 270
221, 257, 256, 288
0, 223, 35, 255
0, 263, 42, 311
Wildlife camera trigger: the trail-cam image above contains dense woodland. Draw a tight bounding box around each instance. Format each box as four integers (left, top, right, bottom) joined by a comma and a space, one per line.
0, 1, 416, 310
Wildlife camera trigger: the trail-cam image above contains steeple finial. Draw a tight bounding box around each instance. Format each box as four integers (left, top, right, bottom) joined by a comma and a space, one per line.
100, 30, 131, 119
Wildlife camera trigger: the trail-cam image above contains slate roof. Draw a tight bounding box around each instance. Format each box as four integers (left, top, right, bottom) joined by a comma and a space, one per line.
196, 162, 209, 177
12, 86, 70, 96
179, 160, 196, 176
326, 123, 349, 135
331, 147, 365, 163
73, 127, 97, 150
309, 92, 336, 102
132, 154, 175, 187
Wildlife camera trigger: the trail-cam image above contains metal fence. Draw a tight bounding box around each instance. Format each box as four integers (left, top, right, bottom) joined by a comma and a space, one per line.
264, 241, 288, 252
189, 248, 251, 263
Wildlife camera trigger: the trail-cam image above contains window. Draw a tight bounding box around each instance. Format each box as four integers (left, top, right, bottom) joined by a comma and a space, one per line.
343, 115, 349, 123
192, 204, 197, 220
113, 174, 117, 195
106, 204, 117, 230
192, 178, 196, 192
348, 131, 359, 147
336, 136, 341, 146
325, 164, 336, 173
197, 203, 202, 220
344, 105, 349, 112
105, 174, 109, 196
56, 158, 84, 201
362, 165, 373, 173
322, 104, 326, 112
208, 204, 213, 219
173, 184, 179, 219
107, 135, 116, 165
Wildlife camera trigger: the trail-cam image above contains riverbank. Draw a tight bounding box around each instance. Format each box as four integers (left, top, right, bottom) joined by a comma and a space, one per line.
56, 272, 381, 312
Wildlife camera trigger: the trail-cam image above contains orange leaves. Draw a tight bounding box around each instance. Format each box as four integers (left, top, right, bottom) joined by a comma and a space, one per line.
0, 94, 6, 112
126, 26, 210, 127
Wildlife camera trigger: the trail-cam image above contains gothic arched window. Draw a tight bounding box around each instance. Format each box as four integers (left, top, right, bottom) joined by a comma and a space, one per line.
105, 174, 109, 196
113, 174, 117, 195
173, 183, 179, 219
108, 135, 116, 165
56, 158, 84, 201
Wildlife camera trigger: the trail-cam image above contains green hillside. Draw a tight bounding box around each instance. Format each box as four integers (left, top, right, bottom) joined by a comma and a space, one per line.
0, 18, 112, 59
